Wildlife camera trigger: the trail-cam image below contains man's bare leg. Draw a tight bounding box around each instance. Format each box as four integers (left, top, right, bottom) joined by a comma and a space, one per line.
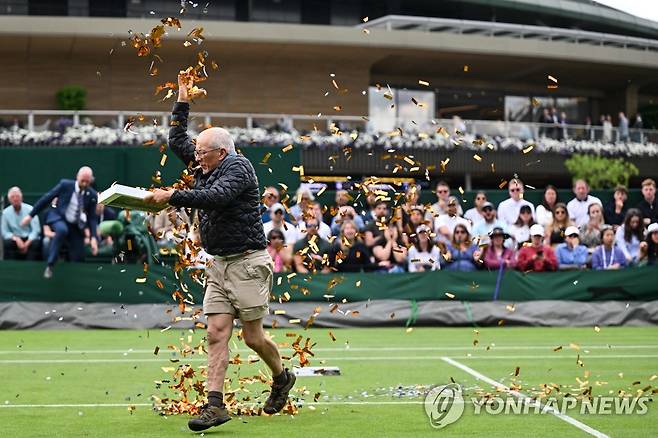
206, 313, 234, 393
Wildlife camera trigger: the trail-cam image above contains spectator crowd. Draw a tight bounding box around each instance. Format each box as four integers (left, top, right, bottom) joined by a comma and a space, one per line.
3, 177, 658, 274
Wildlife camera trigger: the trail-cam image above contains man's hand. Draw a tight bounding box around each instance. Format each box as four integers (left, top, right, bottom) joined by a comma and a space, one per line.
178, 73, 191, 103
145, 189, 175, 204
20, 215, 32, 227
90, 237, 98, 256
13, 236, 25, 251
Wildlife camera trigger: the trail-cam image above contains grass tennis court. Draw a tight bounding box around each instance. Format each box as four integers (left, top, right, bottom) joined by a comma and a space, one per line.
1, 326, 656, 437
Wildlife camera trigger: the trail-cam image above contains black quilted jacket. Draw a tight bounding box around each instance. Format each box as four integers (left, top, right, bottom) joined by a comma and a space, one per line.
167, 102, 266, 256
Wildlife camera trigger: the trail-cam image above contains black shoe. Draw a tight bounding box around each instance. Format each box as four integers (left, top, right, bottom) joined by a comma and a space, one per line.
187, 404, 231, 431
43, 266, 53, 279
263, 369, 296, 414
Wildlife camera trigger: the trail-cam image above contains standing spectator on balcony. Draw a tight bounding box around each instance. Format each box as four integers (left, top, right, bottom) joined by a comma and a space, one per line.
442, 224, 482, 272
591, 227, 626, 270
497, 178, 535, 226
618, 112, 629, 142
327, 220, 373, 272
293, 217, 330, 274
559, 111, 568, 140
471, 202, 507, 246
632, 114, 643, 143
2, 186, 41, 260
266, 229, 292, 273
636, 178, 657, 225
434, 197, 470, 240
372, 221, 407, 273
289, 186, 314, 225
567, 179, 602, 227
516, 225, 558, 272
508, 205, 535, 249
550, 107, 560, 139
407, 224, 441, 272
21, 167, 99, 278
555, 226, 588, 270
464, 191, 488, 225
482, 227, 516, 270
429, 181, 463, 217
604, 185, 628, 229
615, 209, 645, 264
639, 223, 658, 266
603, 115, 613, 143
263, 203, 297, 245
535, 185, 559, 228
546, 202, 573, 247
261, 187, 280, 223
539, 108, 553, 138
579, 203, 605, 249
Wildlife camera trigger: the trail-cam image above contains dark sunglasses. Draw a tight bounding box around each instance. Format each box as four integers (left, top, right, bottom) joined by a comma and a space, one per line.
454, 230, 467, 234
555, 210, 566, 215
510, 188, 521, 192
567, 234, 578, 238
270, 235, 284, 240
437, 189, 448, 193
305, 223, 318, 228
476, 197, 486, 201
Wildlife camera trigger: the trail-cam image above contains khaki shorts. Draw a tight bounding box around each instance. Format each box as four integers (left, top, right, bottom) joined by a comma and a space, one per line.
203, 249, 273, 321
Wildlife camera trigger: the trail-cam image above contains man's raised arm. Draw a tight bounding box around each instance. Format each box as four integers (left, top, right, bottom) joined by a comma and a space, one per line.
168, 73, 196, 166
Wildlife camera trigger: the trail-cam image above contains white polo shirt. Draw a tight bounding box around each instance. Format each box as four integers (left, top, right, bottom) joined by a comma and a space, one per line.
567, 195, 602, 227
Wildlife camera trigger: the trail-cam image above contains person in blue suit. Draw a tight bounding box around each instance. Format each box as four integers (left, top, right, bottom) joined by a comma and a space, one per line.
21, 166, 99, 278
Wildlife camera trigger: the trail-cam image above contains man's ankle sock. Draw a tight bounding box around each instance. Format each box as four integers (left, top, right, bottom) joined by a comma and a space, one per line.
208, 391, 223, 407
273, 369, 288, 386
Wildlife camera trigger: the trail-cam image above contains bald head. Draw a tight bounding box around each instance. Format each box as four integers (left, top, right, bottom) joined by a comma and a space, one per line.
77, 166, 94, 190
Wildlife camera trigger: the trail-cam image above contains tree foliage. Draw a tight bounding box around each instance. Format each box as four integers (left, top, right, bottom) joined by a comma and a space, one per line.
564, 154, 639, 189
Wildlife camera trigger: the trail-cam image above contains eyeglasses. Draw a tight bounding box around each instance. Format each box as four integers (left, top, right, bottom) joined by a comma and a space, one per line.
509, 188, 521, 192
273, 210, 283, 215
305, 223, 318, 228
555, 210, 566, 215
194, 147, 221, 158
476, 197, 486, 201
454, 230, 467, 235
437, 189, 448, 194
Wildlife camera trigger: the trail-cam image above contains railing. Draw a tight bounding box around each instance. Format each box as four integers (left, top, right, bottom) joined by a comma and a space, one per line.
357, 15, 658, 52
0, 109, 656, 144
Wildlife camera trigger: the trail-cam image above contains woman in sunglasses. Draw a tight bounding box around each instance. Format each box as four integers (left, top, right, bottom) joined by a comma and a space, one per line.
441, 224, 482, 271
546, 202, 573, 247
464, 191, 488, 225
266, 230, 292, 273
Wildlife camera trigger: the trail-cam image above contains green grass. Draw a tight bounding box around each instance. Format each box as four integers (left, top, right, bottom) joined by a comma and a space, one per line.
0, 326, 657, 437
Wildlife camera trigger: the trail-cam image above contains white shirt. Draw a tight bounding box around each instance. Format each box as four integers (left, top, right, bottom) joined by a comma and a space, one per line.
263, 220, 298, 245
535, 205, 554, 228
497, 198, 535, 226
434, 214, 471, 235
65, 182, 82, 224
464, 207, 484, 225
567, 195, 602, 227
297, 222, 332, 241
471, 219, 507, 245
407, 245, 441, 272
508, 224, 531, 246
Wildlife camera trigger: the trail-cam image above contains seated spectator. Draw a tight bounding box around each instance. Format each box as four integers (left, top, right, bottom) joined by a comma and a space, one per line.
289, 186, 314, 225
636, 178, 657, 225
442, 224, 482, 272
293, 217, 331, 274
546, 202, 573, 247
407, 224, 441, 272
362, 200, 388, 248
1, 186, 41, 260
639, 223, 658, 266
266, 229, 292, 273
434, 197, 470, 239
497, 179, 535, 226
535, 185, 559, 228
298, 201, 332, 241
327, 220, 373, 272
615, 209, 645, 264
372, 221, 407, 273
603, 185, 628, 228
398, 185, 423, 229
508, 204, 534, 248
260, 186, 281, 223
516, 224, 558, 272
360, 192, 379, 225
429, 180, 463, 218
567, 179, 602, 227
330, 205, 365, 235
471, 202, 506, 246
149, 208, 189, 248
403, 204, 428, 240
555, 226, 588, 270
579, 203, 605, 249
482, 227, 516, 270
263, 203, 298, 244
463, 191, 488, 225
591, 227, 626, 270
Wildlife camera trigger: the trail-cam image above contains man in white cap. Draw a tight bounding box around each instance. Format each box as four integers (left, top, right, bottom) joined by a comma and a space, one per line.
516, 224, 557, 272
263, 203, 298, 244
555, 225, 588, 270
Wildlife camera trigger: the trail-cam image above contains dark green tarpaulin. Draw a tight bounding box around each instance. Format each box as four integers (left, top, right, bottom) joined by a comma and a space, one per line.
1, 261, 657, 304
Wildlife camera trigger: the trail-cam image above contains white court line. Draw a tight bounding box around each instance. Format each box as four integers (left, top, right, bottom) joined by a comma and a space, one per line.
1, 345, 657, 355
442, 357, 609, 438
0, 401, 427, 409
2, 354, 657, 364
